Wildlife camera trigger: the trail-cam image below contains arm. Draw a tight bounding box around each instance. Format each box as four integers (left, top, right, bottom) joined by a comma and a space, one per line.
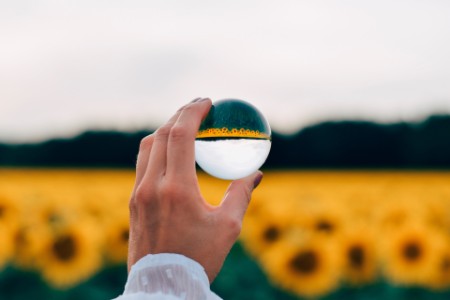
114, 98, 262, 299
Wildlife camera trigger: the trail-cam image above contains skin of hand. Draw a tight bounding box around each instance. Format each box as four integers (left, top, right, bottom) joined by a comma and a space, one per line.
127, 97, 263, 283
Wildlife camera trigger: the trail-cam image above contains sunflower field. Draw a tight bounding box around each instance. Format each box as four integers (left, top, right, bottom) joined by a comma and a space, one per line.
1, 169, 450, 299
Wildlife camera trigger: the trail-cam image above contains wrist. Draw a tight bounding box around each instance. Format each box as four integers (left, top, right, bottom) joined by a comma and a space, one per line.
128, 253, 210, 284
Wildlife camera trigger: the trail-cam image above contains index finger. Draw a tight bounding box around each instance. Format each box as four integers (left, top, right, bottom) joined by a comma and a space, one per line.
166, 98, 212, 181
131, 98, 201, 195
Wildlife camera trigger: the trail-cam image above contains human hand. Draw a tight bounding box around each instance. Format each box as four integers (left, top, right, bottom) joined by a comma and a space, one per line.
127, 97, 263, 282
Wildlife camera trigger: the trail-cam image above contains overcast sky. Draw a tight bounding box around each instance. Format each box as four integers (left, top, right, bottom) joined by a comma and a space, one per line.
1, 0, 450, 142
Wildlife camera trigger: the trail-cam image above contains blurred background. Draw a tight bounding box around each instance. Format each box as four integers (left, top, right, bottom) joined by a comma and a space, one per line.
1, 1, 450, 299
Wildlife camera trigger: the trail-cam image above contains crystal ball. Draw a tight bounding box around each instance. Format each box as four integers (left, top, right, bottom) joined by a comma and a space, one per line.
195, 99, 272, 180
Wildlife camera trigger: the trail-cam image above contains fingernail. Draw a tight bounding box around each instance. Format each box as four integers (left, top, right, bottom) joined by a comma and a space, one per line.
191, 97, 202, 103
253, 172, 263, 189
197, 97, 210, 103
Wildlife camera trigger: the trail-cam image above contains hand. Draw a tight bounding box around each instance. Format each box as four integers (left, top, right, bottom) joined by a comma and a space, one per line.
127, 97, 263, 282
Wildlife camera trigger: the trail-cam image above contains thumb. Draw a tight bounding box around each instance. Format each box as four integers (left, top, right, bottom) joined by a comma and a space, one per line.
220, 171, 263, 223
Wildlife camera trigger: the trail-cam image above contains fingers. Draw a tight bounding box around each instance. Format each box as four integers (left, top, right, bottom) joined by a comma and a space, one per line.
143, 98, 203, 181
135, 135, 154, 186
166, 98, 212, 181
219, 171, 263, 228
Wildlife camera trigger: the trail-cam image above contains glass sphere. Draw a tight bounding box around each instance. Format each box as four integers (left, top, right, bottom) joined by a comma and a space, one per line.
195, 99, 271, 180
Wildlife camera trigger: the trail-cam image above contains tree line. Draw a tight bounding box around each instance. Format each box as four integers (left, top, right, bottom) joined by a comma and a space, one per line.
1, 115, 449, 169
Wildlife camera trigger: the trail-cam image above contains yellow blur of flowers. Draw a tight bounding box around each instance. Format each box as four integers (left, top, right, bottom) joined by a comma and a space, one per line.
1, 169, 450, 296
0, 168, 135, 289
240, 171, 450, 298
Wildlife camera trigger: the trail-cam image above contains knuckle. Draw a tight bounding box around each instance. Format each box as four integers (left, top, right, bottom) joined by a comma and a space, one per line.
139, 135, 154, 151
224, 216, 242, 237
129, 197, 137, 213
132, 184, 161, 215
160, 180, 181, 200
134, 185, 153, 203
169, 125, 189, 141
155, 125, 171, 141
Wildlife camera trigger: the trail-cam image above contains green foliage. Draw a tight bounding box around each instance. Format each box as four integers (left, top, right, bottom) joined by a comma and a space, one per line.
214, 243, 450, 300
1, 243, 449, 299
0, 264, 127, 300
212, 243, 298, 300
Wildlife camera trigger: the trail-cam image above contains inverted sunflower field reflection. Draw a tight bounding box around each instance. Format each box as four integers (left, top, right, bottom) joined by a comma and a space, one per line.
1, 169, 450, 299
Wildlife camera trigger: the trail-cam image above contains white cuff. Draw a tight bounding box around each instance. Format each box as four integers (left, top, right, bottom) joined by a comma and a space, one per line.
116, 253, 221, 300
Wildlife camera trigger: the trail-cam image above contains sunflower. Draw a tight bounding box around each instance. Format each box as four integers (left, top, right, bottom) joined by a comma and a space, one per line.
428, 238, 450, 290
240, 198, 297, 259
380, 222, 447, 287
261, 235, 342, 298
0, 192, 22, 270
296, 198, 348, 238
76, 191, 115, 225
423, 197, 450, 231
374, 197, 422, 232
0, 192, 20, 231
13, 223, 53, 269
36, 221, 102, 289
0, 226, 14, 271
25, 193, 75, 230
103, 211, 129, 264
339, 225, 378, 285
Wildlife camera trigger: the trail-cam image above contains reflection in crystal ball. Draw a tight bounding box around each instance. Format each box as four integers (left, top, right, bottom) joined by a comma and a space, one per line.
195, 99, 271, 180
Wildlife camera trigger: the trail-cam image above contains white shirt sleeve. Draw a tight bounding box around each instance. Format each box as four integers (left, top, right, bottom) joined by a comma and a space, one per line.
112, 253, 222, 300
